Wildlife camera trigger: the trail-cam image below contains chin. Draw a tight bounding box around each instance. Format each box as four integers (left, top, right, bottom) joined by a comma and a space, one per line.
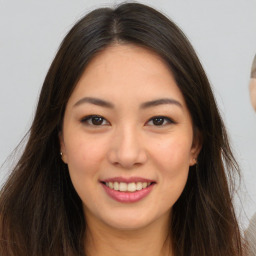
104, 217, 152, 231
99, 208, 167, 231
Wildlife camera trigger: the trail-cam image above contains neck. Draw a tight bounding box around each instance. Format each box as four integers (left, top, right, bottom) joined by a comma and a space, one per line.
84, 213, 172, 256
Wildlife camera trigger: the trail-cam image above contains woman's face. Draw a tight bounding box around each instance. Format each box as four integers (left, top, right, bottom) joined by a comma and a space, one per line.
60, 44, 200, 230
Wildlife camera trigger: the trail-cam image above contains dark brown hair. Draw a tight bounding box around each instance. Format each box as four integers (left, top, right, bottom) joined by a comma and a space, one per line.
0, 3, 243, 256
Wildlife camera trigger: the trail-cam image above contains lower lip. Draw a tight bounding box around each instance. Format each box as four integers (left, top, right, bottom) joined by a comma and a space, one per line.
102, 183, 154, 203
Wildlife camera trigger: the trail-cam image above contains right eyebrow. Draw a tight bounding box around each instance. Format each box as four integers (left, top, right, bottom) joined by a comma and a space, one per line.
73, 97, 114, 108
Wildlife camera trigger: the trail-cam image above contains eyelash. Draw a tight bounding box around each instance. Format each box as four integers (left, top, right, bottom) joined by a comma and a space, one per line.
81, 115, 110, 126
80, 115, 175, 127
147, 116, 175, 126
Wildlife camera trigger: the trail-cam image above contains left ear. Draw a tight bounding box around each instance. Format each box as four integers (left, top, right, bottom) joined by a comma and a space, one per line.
189, 129, 203, 166
59, 131, 68, 164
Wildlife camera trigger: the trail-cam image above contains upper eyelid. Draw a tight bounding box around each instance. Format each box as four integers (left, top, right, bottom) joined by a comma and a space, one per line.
80, 114, 175, 125
81, 114, 105, 120
147, 116, 174, 122
81, 115, 110, 124
145, 116, 176, 127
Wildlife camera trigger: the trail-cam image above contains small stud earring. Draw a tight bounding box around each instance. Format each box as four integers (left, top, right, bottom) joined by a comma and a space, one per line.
60, 152, 63, 156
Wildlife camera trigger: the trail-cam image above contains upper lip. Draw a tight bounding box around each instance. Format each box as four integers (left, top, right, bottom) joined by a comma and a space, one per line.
101, 177, 156, 183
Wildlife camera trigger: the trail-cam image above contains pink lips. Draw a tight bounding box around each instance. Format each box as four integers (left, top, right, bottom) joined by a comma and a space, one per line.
101, 177, 155, 203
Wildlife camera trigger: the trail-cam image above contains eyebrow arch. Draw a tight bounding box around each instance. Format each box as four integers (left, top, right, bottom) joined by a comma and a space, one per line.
140, 98, 183, 109
73, 97, 114, 108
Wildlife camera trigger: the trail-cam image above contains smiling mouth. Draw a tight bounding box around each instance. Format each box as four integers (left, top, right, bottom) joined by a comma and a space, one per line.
102, 181, 154, 192
100, 178, 156, 203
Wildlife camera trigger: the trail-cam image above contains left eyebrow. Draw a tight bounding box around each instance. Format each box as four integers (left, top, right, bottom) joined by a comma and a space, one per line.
140, 98, 183, 109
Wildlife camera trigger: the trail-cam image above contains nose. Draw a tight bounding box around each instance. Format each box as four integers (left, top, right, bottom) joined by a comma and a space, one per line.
107, 126, 147, 169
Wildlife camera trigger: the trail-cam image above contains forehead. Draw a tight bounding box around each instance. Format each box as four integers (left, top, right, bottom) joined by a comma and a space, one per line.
67, 43, 186, 107
84, 43, 170, 81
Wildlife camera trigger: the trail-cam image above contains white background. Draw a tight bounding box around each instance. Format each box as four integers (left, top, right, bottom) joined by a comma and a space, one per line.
0, 0, 256, 227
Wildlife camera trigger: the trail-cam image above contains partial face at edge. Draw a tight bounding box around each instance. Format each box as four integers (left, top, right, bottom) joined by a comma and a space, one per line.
59, 44, 201, 231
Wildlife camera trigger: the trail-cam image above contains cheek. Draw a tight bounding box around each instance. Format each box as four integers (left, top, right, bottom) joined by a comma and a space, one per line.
65, 135, 108, 177
151, 135, 193, 170
64, 136, 110, 204
153, 138, 192, 204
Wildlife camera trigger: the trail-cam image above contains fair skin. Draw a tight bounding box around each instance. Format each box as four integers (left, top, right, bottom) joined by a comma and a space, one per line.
60, 44, 201, 256
250, 78, 256, 111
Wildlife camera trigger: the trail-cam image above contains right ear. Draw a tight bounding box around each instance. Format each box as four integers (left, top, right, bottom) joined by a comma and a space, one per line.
59, 132, 68, 164
189, 128, 203, 166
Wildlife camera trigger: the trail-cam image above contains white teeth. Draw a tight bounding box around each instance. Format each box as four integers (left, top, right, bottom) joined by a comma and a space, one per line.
142, 182, 147, 189
105, 181, 152, 192
109, 182, 113, 189
119, 182, 127, 191
127, 182, 136, 192
114, 182, 119, 191
136, 182, 143, 190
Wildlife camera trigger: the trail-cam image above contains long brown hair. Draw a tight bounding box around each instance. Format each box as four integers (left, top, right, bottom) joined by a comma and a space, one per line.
0, 3, 243, 256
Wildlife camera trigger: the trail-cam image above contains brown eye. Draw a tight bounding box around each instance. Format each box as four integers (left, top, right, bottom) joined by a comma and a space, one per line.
91, 116, 104, 125
152, 117, 165, 126
147, 116, 174, 126
81, 115, 110, 126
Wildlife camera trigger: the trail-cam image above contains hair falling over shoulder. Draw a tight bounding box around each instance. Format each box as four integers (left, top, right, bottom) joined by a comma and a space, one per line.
0, 2, 245, 256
